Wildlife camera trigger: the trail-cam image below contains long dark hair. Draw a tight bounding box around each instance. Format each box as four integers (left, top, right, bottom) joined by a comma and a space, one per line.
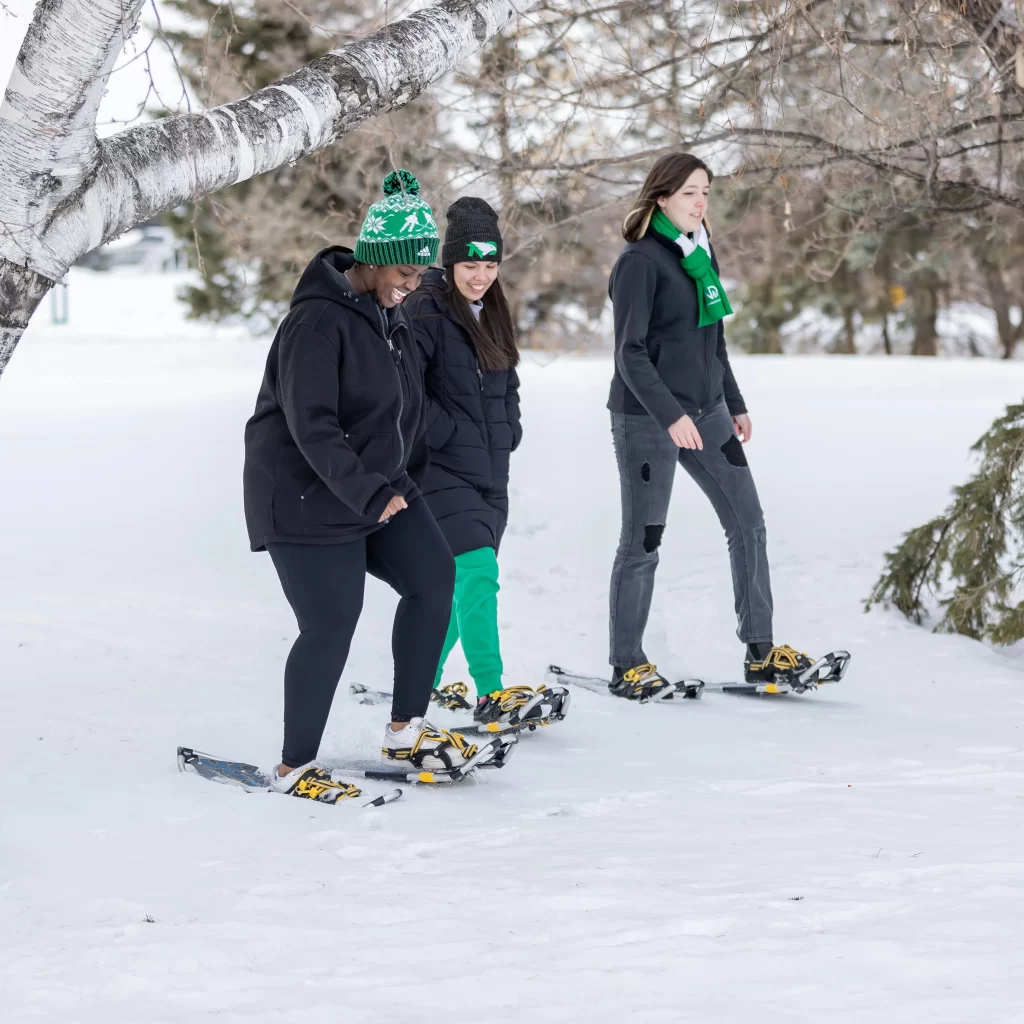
622, 153, 715, 243
443, 266, 519, 371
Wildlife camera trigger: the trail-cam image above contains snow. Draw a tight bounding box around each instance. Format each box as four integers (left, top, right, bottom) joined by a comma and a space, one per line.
3, 270, 1024, 1022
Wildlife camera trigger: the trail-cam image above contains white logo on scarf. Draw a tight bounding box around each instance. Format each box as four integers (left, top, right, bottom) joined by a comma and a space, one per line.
705, 284, 721, 303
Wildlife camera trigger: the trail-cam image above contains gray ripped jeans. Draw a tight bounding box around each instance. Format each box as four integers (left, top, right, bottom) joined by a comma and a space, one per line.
608, 402, 774, 668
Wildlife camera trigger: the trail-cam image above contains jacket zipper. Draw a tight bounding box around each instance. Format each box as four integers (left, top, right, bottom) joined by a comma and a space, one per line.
376, 305, 406, 472
476, 360, 493, 489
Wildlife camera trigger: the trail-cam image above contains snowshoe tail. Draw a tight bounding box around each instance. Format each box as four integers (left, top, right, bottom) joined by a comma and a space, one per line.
177, 747, 270, 789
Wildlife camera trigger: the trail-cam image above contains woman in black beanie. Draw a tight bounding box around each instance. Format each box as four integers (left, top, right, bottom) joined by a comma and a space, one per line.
405, 198, 568, 732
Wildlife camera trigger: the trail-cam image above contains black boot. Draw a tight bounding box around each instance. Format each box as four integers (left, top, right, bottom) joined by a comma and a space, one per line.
609, 663, 673, 701
744, 644, 816, 691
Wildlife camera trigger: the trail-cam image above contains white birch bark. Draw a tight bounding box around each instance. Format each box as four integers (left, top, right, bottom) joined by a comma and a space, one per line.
0, 0, 531, 379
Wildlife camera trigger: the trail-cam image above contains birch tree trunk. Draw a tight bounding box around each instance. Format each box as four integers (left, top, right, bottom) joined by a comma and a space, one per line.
0, 0, 531, 380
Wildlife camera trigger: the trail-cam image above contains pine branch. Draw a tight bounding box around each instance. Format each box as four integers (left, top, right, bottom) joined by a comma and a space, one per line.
867, 402, 1024, 643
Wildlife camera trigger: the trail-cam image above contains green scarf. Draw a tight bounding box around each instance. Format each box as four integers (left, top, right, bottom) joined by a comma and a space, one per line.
650, 209, 733, 328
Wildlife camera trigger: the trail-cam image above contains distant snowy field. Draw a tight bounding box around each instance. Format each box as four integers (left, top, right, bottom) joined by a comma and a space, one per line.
2, 270, 1023, 1023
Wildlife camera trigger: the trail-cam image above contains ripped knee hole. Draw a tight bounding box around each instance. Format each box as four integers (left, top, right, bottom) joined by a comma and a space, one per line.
643, 524, 665, 553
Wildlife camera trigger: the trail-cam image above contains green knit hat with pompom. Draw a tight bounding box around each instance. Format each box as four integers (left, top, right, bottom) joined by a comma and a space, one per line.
354, 169, 439, 266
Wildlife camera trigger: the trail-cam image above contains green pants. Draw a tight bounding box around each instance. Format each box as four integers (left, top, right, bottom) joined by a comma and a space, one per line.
434, 546, 503, 698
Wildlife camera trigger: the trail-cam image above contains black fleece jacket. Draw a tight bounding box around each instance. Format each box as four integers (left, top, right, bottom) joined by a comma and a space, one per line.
243, 247, 427, 551
606, 230, 746, 428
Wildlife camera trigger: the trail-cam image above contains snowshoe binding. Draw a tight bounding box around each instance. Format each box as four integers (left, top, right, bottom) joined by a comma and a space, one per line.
609, 663, 676, 702
431, 681, 476, 712
382, 716, 513, 772
271, 764, 363, 803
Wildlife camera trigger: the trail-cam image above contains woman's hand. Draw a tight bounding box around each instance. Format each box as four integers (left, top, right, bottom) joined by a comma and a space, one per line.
379, 495, 408, 522
732, 414, 753, 444
668, 414, 703, 450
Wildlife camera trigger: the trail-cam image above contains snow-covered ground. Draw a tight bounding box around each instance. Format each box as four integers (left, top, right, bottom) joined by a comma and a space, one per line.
2, 271, 1023, 1023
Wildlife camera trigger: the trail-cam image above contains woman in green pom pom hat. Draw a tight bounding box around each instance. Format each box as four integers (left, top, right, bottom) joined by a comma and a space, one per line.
605, 153, 819, 700
241, 170, 496, 795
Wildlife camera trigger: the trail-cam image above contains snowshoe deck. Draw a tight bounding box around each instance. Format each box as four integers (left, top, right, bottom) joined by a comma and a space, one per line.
176, 748, 402, 806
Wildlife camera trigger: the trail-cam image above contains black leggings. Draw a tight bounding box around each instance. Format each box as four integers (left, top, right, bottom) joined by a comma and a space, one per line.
268, 497, 455, 768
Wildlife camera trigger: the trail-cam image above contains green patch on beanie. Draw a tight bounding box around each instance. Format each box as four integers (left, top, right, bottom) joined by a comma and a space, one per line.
466, 241, 499, 259
354, 169, 439, 266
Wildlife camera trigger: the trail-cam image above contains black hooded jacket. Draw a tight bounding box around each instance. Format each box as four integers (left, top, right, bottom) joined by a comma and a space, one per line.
404, 269, 522, 557
607, 229, 746, 429
243, 247, 427, 551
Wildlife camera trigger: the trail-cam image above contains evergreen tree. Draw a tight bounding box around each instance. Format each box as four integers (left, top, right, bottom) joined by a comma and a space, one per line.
867, 404, 1024, 644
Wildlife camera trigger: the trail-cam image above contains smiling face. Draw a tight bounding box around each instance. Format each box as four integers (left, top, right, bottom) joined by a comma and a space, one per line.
657, 168, 710, 235
452, 261, 500, 303
370, 264, 428, 308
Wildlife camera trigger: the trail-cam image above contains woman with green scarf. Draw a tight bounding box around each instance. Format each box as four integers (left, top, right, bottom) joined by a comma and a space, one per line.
605, 153, 812, 699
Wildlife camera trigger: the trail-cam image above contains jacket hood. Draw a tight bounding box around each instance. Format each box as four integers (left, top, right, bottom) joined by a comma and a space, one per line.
292, 245, 413, 333
291, 246, 359, 308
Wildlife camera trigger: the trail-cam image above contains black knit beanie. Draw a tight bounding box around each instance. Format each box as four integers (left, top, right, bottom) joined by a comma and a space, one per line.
441, 197, 503, 266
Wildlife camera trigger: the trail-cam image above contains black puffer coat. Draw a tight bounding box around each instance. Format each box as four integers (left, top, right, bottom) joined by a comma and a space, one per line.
243, 247, 427, 551
405, 269, 522, 557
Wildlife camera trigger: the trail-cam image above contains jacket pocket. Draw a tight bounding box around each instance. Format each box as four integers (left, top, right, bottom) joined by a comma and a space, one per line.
653, 331, 703, 407
344, 432, 398, 477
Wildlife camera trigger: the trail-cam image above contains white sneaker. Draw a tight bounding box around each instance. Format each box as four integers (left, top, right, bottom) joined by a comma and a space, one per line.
381, 717, 480, 771
270, 762, 362, 803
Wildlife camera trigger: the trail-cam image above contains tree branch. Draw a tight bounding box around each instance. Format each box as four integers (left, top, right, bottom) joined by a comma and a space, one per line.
0, 0, 537, 378
0, 0, 147, 263
11, 0, 531, 281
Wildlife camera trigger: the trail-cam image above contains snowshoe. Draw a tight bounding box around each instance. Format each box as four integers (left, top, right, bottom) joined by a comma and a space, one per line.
176, 748, 401, 807
744, 645, 851, 693
608, 663, 677, 702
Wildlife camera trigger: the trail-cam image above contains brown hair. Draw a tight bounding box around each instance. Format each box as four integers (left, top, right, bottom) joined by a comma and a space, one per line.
442, 266, 520, 372
622, 153, 714, 243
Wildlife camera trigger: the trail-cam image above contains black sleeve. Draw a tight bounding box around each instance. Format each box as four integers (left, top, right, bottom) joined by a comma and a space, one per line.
505, 365, 523, 451
277, 323, 397, 519
610, 252, 686, 430
412, 315, 458, 450
710, 246, 747, 416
